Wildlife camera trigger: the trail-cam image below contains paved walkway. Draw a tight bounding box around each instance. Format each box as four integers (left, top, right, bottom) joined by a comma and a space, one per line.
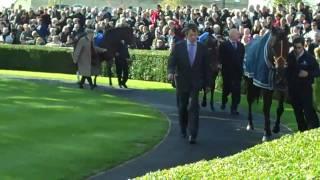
1, 76, 292, 180
88, 84, 291, 180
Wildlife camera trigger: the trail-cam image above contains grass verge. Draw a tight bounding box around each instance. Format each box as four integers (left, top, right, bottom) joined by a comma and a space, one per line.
138, 128, 320, 179
0, 78, 168, 179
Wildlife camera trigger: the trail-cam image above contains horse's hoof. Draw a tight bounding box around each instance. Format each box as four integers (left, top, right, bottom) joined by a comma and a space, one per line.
262, 135, 271, 142
272, 125, 280, 134
246, 124, 254, 131
201, 101, 207, 107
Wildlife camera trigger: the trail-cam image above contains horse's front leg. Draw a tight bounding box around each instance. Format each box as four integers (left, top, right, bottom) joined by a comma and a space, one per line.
201, 88, 207, 107
107, 61, 113, 86
262, 90, 273, 142
93, 75, 98, 87
246, 78, 254, 130
273, 91, 285, 133
209, 74, 218, 111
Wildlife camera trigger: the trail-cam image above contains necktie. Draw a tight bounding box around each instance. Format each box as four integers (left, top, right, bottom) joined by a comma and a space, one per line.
232, 41, 237, 49
188, 43, 196, 66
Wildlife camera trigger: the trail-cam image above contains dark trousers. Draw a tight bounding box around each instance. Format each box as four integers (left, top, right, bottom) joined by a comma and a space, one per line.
177, 89, 200, 138
222, 75, 241, 110
115, 58, 129, 85
79, 76, 93, 88
289, 84, 319, 131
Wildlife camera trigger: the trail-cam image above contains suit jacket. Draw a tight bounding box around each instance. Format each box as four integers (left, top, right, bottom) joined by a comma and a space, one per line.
307, 42, 319, 57
287, 51, 320, 86
115, 43, 130, 61
168, 40, 210, 92
219, 40, 245, 78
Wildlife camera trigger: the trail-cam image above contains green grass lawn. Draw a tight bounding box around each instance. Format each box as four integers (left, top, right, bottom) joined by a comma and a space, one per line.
139, 128, 320, 179
0, 78, 168, 179
0, 70, 298, 131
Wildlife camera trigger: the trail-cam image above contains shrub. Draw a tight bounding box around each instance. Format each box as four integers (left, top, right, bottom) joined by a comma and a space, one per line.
129, 49, 169, 82
0, 44, 76, 74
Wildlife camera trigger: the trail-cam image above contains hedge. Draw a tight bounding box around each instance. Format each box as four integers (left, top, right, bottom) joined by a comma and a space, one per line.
0, 44, 319, 112
130, 49, 169, 82
0, 44, 76, 74
0, 44, 170, 82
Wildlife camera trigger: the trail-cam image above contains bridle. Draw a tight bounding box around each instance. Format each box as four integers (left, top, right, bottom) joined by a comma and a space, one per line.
272, 40, 287, 68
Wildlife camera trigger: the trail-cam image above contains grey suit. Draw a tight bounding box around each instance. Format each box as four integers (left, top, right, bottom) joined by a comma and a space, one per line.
168, 40, 210, 138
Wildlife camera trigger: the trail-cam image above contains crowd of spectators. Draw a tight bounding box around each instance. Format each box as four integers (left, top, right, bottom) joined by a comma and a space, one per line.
1, 2, 320, 54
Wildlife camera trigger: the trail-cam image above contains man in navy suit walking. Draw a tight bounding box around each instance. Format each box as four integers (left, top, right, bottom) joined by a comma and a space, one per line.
168, 23, 211, 144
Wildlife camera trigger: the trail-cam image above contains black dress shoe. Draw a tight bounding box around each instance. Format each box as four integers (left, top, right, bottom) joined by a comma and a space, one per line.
122, 83, 128, 88
181, 129, 187, 138
210, 104, 215, 112
181, 132, 187, 138
231, 110, 240, 115
201, 100, 207, 107
188, 136, 196, 144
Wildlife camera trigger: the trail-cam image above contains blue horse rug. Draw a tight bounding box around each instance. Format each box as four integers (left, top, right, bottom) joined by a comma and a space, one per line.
94, 32, 105, 47
198, 32, 209, 43
244, 32, 276, 90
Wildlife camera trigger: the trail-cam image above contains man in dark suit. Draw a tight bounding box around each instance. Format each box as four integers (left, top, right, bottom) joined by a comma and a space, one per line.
219, 29, 245, 115
115, 40, 130, 88
286, 37, 320, 132
168, 23, 211, 144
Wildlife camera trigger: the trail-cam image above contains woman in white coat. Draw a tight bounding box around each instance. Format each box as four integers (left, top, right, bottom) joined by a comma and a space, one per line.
73, 29, 106, 89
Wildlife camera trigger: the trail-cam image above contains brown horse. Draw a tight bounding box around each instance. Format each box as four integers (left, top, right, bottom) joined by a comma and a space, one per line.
200, 33, 221, 111
98, 27, 134, 86
244, 27, 289, 141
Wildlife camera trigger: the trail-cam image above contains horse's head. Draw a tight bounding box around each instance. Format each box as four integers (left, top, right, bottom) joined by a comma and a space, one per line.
268, 26, 290, 69
200, 33, 219, 72
105, 27, 134, 47
206, 35, 218, 49
99, 27, 134, 61
268, 26, 289, 89
199, 32, 218, 53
